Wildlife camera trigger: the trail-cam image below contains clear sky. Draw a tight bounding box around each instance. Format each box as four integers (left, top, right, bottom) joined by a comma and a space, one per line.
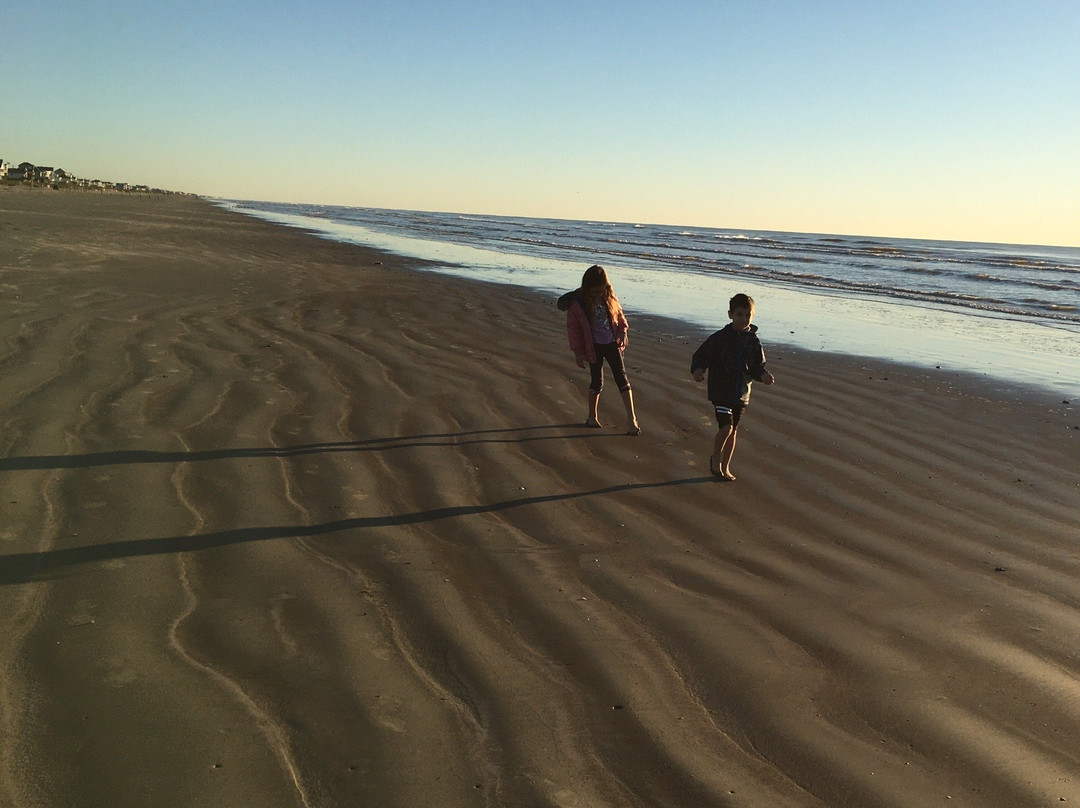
3, 1, 1078, 246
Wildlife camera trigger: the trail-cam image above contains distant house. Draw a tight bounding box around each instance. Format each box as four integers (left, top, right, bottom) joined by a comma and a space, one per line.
8, 162, 34, 182
0, 159, 8, 177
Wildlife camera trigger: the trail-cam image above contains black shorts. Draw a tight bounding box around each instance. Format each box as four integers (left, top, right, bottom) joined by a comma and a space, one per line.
714, 402, 746, 429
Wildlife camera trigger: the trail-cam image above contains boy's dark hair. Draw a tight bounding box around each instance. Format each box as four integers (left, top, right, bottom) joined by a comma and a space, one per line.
729, 293, 755, 312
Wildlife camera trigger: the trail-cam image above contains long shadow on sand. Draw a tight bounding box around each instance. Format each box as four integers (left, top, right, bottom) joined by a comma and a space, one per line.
0, 476, 712, 586
0, 424, 610, 471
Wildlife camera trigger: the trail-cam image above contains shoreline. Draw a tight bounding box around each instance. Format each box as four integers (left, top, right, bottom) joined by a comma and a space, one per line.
2, 190, 1079, 807
216, 197, 1080, 401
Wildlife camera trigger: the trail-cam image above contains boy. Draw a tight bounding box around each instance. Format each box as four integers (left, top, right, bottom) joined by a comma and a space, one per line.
690, 293, 775, 480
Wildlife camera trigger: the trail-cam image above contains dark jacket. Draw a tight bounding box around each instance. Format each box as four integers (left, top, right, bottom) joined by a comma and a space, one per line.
690, 324, 769, 406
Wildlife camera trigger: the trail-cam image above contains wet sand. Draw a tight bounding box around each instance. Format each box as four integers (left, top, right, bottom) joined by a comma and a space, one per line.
1, 188, 1078, 807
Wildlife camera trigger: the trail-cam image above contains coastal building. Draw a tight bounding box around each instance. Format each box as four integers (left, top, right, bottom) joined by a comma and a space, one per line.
5, 162, 35, 182
1, 157, 171, 193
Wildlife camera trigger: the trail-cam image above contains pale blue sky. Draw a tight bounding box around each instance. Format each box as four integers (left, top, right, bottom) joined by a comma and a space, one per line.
3, 1, 1078, 245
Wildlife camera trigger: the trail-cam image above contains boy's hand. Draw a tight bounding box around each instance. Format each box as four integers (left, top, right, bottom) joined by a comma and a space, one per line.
692, 370, 705, 382
762, 370, 775, 385
576, 356, 586, 369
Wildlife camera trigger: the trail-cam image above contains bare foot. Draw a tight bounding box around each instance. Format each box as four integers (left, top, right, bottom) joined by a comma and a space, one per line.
585, 418, 602, 428
627, 423, 641, 436
720, 468, 737, 481
709, 455, 724, 478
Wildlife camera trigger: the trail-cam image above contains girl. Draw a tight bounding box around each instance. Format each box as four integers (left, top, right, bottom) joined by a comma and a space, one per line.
557, 265, 641, 435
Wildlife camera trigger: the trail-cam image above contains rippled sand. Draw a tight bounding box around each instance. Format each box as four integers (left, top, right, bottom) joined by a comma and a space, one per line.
1, 189, 1078, 807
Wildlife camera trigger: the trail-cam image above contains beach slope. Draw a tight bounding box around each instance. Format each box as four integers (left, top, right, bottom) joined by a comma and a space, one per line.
1, 189, 1078, 807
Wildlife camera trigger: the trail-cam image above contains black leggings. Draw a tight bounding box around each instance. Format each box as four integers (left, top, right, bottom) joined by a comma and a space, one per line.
589, 342, 630, 393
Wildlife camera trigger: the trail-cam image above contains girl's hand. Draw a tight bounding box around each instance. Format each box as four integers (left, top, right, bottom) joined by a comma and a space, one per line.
762, 371, 775, 385
576, 356, 586, 369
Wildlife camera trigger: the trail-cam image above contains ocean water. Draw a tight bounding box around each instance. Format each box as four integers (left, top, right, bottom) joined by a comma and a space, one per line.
216, 200, 1080, 400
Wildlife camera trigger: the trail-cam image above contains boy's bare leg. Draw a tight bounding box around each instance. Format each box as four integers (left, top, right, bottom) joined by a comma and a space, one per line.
586, 390, 601, 426
621, 388, 640, 434
720, 426, 738, 479
713, 425, 738, 480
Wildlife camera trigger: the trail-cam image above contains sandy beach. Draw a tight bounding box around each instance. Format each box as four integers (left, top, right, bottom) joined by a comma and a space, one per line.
1, 188, 1078, 808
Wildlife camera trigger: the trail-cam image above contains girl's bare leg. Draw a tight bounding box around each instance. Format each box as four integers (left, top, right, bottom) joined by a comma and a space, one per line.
621, 388, 640, 435
586, 390, 601, 427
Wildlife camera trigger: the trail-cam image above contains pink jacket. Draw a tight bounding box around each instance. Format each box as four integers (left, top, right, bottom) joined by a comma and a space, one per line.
564, 294, 628, 364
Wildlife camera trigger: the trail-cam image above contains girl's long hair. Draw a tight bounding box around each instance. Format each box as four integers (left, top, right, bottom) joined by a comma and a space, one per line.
579, 265, 624, 324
